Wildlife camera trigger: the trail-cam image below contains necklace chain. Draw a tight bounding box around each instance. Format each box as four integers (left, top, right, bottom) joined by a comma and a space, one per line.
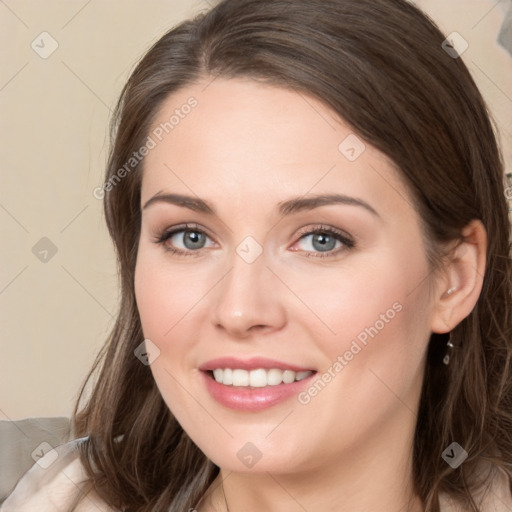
222, 480, 230, 512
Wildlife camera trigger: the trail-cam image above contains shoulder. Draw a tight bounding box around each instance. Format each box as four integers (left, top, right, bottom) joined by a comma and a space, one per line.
0, 437, 115, 512
439, 464, 512, 512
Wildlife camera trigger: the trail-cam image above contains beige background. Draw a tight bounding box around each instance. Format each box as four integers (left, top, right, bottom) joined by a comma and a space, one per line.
1, 0, 511, 420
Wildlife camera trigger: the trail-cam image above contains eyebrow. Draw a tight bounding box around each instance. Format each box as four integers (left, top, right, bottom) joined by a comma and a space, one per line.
143, 192, 215, 214
142, 192, 379, 218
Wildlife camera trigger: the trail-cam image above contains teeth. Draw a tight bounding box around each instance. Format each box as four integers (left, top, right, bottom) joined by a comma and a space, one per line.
249, 368, 267, 388
211, 368, 313, 387
282, 370, 295, 384
223, 368, 233, 385
267, 368, 283, 386
232, 369, 249, 386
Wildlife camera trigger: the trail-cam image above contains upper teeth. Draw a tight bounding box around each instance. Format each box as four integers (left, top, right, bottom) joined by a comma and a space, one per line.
212, 368, 313, 387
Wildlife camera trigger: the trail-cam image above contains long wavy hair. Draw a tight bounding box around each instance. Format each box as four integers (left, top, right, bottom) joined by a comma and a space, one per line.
72, 0, 512, 510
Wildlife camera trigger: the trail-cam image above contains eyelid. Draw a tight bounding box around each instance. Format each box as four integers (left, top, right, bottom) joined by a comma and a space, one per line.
294, 224, 353, 242
153, 222, 213, 242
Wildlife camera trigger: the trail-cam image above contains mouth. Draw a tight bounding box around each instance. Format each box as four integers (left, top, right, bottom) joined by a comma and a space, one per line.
199, 357, 317, 411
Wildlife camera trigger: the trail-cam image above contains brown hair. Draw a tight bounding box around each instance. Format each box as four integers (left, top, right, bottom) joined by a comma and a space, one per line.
72, 0, 512, 510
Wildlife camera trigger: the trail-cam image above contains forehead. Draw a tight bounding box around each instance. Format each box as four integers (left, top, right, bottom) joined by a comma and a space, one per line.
140, 77, 412, 222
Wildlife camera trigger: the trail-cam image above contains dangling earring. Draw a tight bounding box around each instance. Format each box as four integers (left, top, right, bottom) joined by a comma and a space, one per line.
443, 334, 454, 365
442, 287, 456, 365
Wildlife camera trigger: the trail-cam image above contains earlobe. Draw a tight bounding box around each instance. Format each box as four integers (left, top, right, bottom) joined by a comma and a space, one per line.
430, 219, 487, 334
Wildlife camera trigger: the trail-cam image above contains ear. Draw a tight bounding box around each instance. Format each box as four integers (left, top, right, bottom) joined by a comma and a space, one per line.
430, 219, 487, 334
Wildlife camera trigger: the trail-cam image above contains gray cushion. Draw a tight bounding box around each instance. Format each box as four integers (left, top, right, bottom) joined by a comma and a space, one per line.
498, 0, 512, 57
0, 417, 72, 502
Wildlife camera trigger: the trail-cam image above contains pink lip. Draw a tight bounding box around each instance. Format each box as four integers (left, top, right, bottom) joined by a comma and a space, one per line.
199, 357, 316, 411
201, 372, 316, 411
199, 356, 314, 372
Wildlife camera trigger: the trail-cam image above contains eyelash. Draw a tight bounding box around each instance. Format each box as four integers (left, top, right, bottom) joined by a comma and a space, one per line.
153, 223, 355, 259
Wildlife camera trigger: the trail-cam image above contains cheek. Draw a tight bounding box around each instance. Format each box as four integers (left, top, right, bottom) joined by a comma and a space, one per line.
276, 243, 430, 349
134, 248, 212, 346
134, 252, 206, 419
287, 269, 432, 465
298, 251, 432, 419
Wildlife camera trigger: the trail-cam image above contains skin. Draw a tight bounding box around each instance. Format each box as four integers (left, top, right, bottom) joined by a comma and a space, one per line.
134, 76, 487, 512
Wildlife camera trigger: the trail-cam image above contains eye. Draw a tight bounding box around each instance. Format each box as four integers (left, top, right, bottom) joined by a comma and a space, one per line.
153, 223, 216, 256
291, 225, 355, 258
153, 223, 355, 258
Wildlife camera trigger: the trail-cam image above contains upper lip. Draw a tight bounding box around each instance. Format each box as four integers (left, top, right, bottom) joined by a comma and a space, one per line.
199, 357, 315, 372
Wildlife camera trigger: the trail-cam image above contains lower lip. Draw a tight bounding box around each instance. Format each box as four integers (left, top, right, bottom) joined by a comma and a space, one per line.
201, 371, 315, 411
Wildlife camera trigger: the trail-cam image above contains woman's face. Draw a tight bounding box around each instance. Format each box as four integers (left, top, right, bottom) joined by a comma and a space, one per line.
134, 77, 442, 474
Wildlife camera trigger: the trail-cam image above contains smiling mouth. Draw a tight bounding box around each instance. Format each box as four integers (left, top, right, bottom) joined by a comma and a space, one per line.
207, 368, 316, 387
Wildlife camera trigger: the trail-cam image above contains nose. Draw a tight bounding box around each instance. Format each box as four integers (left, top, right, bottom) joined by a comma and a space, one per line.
211, 249, 287, 339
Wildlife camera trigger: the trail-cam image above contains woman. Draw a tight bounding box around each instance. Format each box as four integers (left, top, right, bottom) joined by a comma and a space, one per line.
2, 0, 511, 510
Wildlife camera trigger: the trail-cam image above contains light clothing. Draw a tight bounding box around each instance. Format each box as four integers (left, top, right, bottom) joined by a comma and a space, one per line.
1, 438, 511, 511
0, 439, 112, 512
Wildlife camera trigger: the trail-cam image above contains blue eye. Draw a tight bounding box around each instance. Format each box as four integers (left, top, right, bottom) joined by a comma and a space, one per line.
298, 232, 340, 252
154, 224, 214, 257
293, 226, 355, 258
168, 230, 208, 250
